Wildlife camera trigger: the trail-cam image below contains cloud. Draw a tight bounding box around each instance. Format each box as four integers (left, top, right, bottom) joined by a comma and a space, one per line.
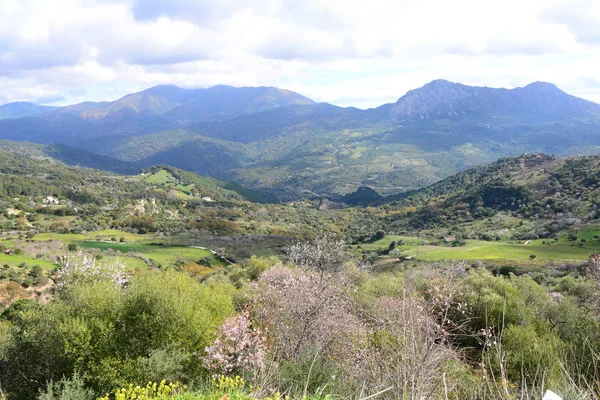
131, 0, 243, 24
542, 0, 600, 45
0, 0, 599, 108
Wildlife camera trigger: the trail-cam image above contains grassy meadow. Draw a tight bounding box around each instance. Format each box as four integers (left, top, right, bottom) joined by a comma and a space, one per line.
361, 233, 599, 264
0, 253, 57, 269
77, 241, 224, 267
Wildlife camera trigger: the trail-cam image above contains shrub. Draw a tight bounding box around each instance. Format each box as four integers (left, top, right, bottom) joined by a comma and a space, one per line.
203, 311, 266, 377
0, 281, 28, 306
55, 253, 128, 294
286, 236, 349, 276
0, 270, 236, 399
355, 295, 459, 399
38, 372, 94, 400
248, 266, 362, 364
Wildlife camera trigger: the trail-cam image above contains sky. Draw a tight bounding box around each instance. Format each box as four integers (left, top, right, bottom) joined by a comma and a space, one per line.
0, 0, 599, 109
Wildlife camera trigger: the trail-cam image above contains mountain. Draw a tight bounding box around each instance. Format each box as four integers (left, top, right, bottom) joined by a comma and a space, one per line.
53, 101, 112, 115
0, 84, 315, 144
56, 84, 315, 122
75, 80, 600, 198
1, 80, 600, 199
0, 102, 57, 120
163, 85, 316, 123
390, 79, 600, 120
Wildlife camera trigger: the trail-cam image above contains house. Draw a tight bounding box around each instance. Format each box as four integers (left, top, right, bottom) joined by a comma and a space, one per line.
202, 196, 214, 202
42, 196, 59, 205
444, 236, 456, 243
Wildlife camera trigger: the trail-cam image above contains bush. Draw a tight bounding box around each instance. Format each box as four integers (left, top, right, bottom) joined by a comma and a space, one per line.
0, 270, 236, 399
286, 236, 349, 275
203, 311, 266, 376
38, 373, 95, 400
248, 266, 361, 364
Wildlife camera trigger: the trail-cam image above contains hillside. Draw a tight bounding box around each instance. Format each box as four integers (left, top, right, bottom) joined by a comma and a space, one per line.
0, 149, 356, 259
370, 153, 600, 240
0, 140, 138, 174
0, 150, 264, 207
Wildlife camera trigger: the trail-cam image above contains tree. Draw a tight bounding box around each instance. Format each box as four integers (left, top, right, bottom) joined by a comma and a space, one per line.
388, 240, 397, 253
586, 252, 600, 281
287, 235, 349, 276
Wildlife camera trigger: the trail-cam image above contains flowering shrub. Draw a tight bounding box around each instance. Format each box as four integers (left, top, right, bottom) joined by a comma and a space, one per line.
248, 265, 363, 364
355, 295, 457, 399
95, 377, 288, 400
97, 380, 185, 400
55, 252, 128, 292
286, 235, 348, 275
203, 312, 266, 376
210, 375, 246, 391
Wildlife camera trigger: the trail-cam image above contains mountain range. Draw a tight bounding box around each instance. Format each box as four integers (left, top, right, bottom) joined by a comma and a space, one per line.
0, 102, 57, 120
1, 80, 600, 199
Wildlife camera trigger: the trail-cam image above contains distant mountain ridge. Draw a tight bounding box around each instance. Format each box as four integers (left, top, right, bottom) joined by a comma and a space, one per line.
0, 84, 315, 144
390, 79, 600, 120
1, 79, 600, 199
48, 84, 315, 122
0, 102, 57, 120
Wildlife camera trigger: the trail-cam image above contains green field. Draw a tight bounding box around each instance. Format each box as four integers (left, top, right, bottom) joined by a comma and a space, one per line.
363, 235, 598, 263
98, 255, 148, 270
0, 253, 57, 270
139, 170, 196, 199
77, 242, 223, 267
142, 169, 173, 184
32, 229, 153, 243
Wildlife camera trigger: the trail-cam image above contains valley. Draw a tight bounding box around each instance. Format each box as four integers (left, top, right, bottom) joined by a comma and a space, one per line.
2, 82, 600, 400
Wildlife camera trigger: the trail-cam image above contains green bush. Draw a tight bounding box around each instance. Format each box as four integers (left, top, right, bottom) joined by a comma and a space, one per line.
0, 270, 236, 399
500, 325, 566, 386
38, 373, 95, 400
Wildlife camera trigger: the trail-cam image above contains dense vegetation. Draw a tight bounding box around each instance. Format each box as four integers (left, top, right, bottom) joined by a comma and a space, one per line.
3, 149, 600, 399
3, 244, 600, 399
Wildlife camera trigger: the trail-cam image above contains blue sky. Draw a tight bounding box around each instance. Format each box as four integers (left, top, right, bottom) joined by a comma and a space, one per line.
0, 0, 599, 108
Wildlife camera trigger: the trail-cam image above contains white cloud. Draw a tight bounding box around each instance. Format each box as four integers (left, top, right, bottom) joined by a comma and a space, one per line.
0, 0, 598, 107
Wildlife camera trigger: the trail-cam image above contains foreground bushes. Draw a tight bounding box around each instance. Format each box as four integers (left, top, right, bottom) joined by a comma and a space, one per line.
0, 266, 235, 400
2, 252, 600, 399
